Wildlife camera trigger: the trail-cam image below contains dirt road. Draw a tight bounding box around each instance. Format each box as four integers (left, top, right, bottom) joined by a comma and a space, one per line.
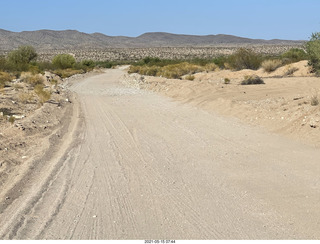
1, 68, 320, 239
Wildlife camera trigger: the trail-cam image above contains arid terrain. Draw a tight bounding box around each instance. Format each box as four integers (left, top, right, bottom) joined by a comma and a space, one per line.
123, 60, 320, 147
0, 64, 320, 239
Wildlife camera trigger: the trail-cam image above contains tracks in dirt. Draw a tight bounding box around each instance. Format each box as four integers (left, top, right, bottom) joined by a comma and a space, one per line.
1, 68, 320, 239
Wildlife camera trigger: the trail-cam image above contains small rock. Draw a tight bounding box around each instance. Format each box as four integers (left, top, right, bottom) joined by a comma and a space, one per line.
5, 196, 10, 200
22, 156, 27, 159
92, 215, 97, 218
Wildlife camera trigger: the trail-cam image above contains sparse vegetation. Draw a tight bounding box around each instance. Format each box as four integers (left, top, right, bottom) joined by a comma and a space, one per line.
185, 75, 195, 81
129, 62, 208, 79
22, 73, 44, 86
241, 75, 264, 85
8, 115, 15, 124
0, 71, 14, 88
284, 66, 299, 76
18, 92, 34, 104
34, 84, 51, 104
311, 94, 319, 106
261, 59, 283, 72
224, 78, 231, 84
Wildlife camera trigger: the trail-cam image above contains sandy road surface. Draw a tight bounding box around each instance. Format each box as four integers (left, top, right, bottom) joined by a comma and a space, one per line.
1, 68, 320, 239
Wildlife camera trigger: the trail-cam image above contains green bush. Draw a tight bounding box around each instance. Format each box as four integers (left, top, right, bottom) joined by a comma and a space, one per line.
52, 54, 76, 69
306, 32, 320, 74
226, 48, 262, 70
0, 56, 6, 71
241, 75, 264, 85
281, 48, 308, 63
94, 61, 113, 68
7, 46, 37, 71
213, 56, 228, 69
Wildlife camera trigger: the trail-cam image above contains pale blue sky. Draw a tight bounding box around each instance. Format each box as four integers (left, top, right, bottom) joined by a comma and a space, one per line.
1, 0, 319, 40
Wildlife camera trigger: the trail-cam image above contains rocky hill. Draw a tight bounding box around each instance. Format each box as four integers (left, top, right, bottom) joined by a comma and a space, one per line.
0, 29, 305, 50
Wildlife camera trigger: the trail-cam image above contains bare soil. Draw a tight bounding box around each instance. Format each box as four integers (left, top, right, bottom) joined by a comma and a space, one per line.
123, 61, 320, 147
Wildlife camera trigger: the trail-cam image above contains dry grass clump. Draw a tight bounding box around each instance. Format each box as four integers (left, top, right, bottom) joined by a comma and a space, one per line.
21, 73, 44, 86
241, 75, 264, 85
261, 59, 283, 72
53, 69, 84, 78
34, 84, 51, 104
204, 63, 218, 72
284, 66, 299, 76
18, 92, 34, 104
185, 75, 195, 81
0, 71, 14, 88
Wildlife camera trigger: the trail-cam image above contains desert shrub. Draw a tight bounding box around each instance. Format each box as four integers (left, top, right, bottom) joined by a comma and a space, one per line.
306, 32, 320, 74
226, 48, 262, 70
212, 56, 228, 69
53, 68, 84, 78
8, 116, 15, 124
241, 75, 264, 85
22, 74, 44, 86
94, 61, 115, 68
224, 78, 230, 84
7, 46, 37, 71
311, 95, 319, 106
281, 48, 308, 64
0, 71, 14, 88
204, 63, 218, 72
261, 59, 283, 72
129, 62, 205, 79
185, 75, 195, 81
128, 65, 141, 74
161, 63, 204, 79
34, 84, 51, 104
52, 54, 76, 69
28, 64, 42, 74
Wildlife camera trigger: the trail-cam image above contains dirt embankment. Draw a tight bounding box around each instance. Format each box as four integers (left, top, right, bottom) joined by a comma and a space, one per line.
123, 61, 320, 147
0, 71, 100, 200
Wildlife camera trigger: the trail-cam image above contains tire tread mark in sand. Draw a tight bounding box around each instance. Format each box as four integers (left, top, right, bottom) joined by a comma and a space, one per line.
97, 100, 139, 238
69, 170, 96, 239
99, 101, 221, 238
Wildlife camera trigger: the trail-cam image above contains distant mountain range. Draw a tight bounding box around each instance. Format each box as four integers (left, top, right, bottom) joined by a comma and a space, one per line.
0, 29, 305, 50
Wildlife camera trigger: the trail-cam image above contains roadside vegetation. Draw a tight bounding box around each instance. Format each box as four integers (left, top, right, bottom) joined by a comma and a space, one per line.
128, 44, 312, 80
